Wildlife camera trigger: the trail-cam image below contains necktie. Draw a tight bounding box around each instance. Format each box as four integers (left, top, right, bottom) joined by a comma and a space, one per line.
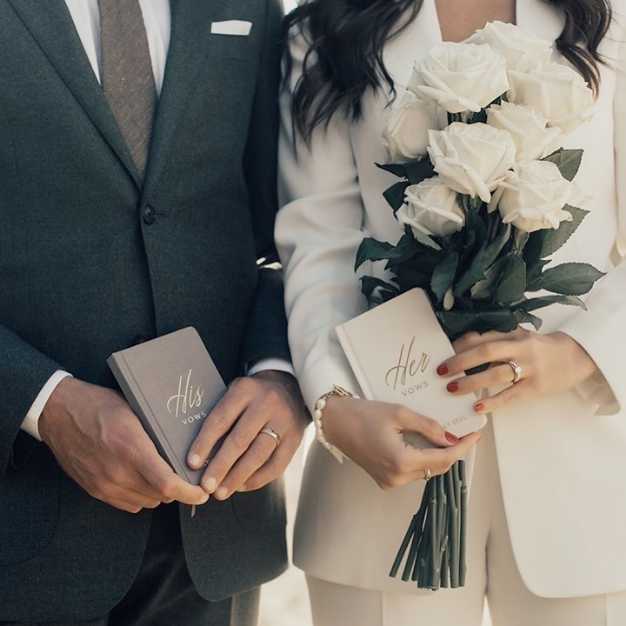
98, 0, 157, 178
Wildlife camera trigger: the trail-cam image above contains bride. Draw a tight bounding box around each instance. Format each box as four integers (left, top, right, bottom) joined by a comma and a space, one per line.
276, 0, 626, 625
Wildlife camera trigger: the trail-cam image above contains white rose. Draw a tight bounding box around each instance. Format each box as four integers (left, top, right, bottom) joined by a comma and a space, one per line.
427, 122, 516, 202
466, 21, 553, 70
508, 60, 595, 133
383, 91, 440, 161
487, 101, 562, 162
399, 177, 466, 238
408, 42, 508, 114
491, 160, 578, 233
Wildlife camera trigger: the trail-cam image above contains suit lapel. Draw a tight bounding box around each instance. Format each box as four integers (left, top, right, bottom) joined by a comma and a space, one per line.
7, 0, 141, 188
142, 0, 228, 200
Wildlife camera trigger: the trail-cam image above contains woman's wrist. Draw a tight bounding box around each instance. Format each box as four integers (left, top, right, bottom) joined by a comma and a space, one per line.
550, 332, 598, 387
320, 396, 352, 448
313, 387, 357, 462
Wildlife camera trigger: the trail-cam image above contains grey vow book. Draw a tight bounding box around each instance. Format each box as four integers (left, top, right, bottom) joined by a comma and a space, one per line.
108, 327, 226, 485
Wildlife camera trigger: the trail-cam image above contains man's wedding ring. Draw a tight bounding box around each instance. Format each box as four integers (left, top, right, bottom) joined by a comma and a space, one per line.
260, 426, 281, 446
423, 467, 432, 482
508, 360, 524, 385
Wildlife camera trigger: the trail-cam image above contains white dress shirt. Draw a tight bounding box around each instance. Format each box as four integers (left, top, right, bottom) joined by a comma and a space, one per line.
22, 0, 291, 440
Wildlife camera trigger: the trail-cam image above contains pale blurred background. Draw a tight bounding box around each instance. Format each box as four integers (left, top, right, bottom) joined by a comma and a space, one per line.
258, 2, 491, 624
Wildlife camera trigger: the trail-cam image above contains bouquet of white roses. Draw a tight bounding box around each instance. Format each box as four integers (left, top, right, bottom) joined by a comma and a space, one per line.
356, 22, 605, 591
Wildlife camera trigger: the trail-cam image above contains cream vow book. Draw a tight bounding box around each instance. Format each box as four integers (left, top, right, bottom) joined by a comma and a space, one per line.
337, 289, 487, 445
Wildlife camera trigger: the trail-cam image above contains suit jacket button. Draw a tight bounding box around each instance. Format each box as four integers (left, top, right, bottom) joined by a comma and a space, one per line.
142, 206, 156, 225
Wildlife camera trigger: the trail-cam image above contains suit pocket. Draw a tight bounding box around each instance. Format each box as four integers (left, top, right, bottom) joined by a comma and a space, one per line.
0, 443, 60, 566
232, 480, 286, 532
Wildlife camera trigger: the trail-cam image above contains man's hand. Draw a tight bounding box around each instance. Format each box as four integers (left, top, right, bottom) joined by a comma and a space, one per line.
187, 370, 309, 500
39, 378, 209, 514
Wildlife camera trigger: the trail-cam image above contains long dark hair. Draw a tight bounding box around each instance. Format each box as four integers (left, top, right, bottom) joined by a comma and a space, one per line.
285, 0, 613, 140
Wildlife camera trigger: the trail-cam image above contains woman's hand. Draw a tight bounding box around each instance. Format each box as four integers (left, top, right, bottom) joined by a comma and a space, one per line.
322, 397, 481, 490
438, 328, 599, 415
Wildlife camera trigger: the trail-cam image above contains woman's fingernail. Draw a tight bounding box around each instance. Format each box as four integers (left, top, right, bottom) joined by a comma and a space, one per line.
204, 477, 217, 493
447, 381, 459, 393
437, 364, 449, 376
474, 402, 486, 413
215, 487, 229, 500
445, 432, 460, 444
188, 454, 202, 469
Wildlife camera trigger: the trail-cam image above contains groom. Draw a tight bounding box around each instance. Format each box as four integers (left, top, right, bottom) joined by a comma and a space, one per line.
0, 1, 307, 625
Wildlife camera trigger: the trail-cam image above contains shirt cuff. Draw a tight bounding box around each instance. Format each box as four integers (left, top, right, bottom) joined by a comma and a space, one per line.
574, 369, 619, 416
247, 358, 295, 377
21, 370, 73, 441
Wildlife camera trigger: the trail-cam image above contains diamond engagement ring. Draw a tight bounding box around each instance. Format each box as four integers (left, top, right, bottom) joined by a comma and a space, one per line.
507, 360, 524, 385
260, 426, 281, 446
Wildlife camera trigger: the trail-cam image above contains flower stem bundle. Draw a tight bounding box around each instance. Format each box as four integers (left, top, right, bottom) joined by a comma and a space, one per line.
390, 461, 468, 589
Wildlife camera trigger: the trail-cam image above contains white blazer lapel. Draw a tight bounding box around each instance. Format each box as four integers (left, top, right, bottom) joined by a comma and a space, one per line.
613, 32, 626, 262
516, 0, 565, 47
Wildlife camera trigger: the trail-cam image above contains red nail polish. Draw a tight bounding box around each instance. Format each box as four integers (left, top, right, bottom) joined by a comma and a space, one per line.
445, 432, 460, 444
447, 381, 459, 393
474, 402, 486, 413
437, 364, 449, 376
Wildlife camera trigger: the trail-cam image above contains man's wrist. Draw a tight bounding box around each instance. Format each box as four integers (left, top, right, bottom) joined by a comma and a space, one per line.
252, 369, 296, 384
22, 370, 73, 441
247, 358, 295, 378
39, 376, 77, 442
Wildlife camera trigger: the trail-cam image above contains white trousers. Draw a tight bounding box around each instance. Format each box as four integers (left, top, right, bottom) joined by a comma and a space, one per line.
306, 422, 626, 626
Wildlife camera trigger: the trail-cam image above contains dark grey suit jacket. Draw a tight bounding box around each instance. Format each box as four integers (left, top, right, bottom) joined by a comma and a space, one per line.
0, 0, 289, 621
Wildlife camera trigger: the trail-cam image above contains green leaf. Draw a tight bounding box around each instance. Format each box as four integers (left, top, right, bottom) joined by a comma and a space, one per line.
529, 262, 605, 295
470, 255, 510, 300
515, 295, 587, 312
355, 238, 394, 270
404, 158, 436, 185
355, 233, 421, 271
376, 162, 409, 178
513, 310, 543, 331
543, 149, 584, 182
525, 205, 589, 262
467, 109, 488, 125
431, 252, 459, 303
436, 309, 519, 339
526, 258, 550, 285
454, 244, 490, 296
495, 255, 527, 304
387, 248, 439, 275
393, 265, 433, 291
484, 222, 512, 267
465, 204, 489, 242
376, 158, 436, 189
410, 227, 443, 252
384, 181, 410, 212
360, 276, 400, 302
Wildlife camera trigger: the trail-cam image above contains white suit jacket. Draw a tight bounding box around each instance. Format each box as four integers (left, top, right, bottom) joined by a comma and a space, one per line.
277, 0, 626, 598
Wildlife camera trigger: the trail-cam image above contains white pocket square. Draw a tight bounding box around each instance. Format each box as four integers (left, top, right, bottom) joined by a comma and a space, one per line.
211, 20, 253, 36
